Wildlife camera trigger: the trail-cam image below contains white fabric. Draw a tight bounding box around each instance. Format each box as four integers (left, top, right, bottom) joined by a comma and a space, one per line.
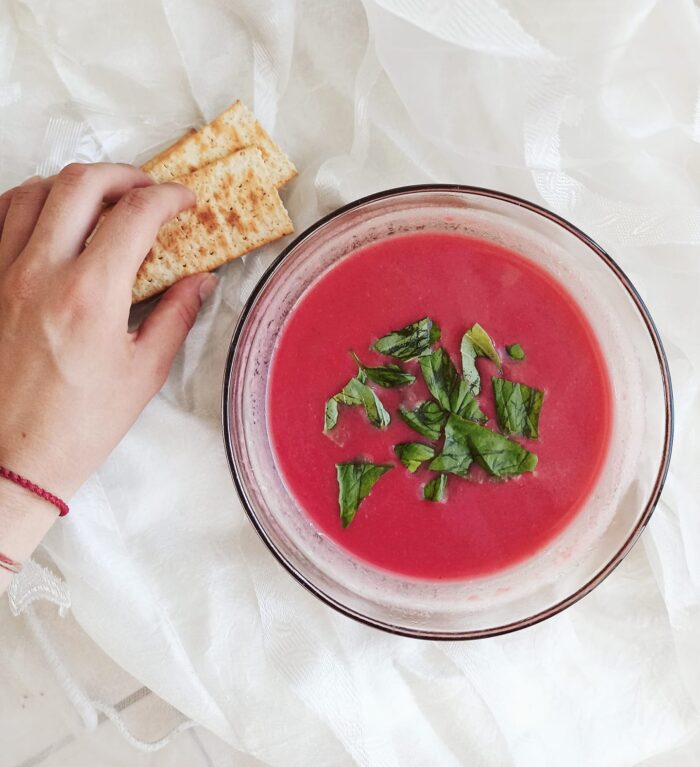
3, 0, 700, 763
8, 560, 197, 751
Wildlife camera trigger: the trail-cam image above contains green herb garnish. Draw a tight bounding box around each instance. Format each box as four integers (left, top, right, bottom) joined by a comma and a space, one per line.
459, 334, 481, 395
394, 442, 437, 473
423, 474, 447, 502
428, 452, 471, 477
324, 376, 390, 432
398, 400, 447, 440
441, 414, 537, 478
324, 398, 340, 431
327, 315, 543, 524
428, 415, 474, 477
336, 462, 393, 527
464, 323, 501, 369
372, 317, 441, 361
351, 352, 415, 388
419, 348, 487, 423
506, 343, 525, 361
492, 378, 544, 439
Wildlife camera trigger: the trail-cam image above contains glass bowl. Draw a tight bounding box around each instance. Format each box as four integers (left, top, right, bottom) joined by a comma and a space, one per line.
222, 185, 672, 639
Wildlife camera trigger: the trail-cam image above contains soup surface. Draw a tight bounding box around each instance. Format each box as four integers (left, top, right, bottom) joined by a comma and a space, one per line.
267, 232, 612, 579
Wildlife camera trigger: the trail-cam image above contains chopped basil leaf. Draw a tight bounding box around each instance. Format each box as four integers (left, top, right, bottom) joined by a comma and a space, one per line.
459, 334, 481, 395
343, 377, 390, 429
394, 442, 437, 473
454, 392, 488, 424
366, 366, 415, 388
506, 343, 525, 361
336, 462, 393, 528
324, 397, 339, 431
351, 352, 416, 388
423, 474, 447, 502
464, 323, 501, 369
398, 400, 447, 440
372, 317, 441, 361
324, 376, 390, 432
334, 376, 365, 406
419, 347, 461, 410
492, 377, 544, 439
428, 415, 474, 476
442, 414, 537, 478
429, 451, 471, 477
419, 348, 487, 422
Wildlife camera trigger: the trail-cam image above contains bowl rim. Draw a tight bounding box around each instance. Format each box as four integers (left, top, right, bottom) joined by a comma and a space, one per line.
221, 183, 674, 640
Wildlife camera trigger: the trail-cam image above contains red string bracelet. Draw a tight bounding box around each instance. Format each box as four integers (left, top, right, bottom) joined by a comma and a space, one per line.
0, 552, 22, 574
0, 466, 69, 517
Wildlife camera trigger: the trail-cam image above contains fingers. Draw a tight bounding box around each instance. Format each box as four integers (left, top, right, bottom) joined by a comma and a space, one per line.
85, 181, 195, 293
25, 163, 154, 264
134, 273, 217, 388
0, 177, 52, 273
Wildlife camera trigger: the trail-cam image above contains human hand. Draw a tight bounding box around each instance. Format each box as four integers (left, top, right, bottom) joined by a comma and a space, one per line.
0, 163, 217, 502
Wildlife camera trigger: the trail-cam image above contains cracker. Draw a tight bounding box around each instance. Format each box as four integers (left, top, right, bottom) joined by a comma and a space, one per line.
132, 147, 293, 303
140, 101, 296, 188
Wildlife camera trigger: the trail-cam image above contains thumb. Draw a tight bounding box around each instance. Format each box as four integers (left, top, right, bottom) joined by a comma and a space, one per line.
136, 272, 217, 384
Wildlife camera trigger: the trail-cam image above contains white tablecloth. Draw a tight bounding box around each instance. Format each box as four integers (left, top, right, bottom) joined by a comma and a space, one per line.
4, 1, 700, 764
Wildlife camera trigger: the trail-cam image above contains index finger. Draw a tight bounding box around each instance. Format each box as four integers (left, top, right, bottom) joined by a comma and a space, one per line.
26, 163, 155, 263
84, 182, 195, 292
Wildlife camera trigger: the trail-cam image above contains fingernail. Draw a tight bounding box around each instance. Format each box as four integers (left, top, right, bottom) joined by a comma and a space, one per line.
199, 273, 218, 302
21, 175, 43, 186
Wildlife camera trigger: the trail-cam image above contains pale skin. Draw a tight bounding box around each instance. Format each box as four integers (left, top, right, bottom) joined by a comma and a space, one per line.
0, 163, 217, 593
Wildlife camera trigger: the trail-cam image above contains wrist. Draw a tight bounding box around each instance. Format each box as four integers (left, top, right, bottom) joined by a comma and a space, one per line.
0, 429, 82, 500
0, 478, 59, 565
0, 466, 70, 517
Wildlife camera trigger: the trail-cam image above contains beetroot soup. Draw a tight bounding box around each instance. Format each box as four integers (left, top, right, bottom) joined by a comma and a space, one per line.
267, 232, 612, 580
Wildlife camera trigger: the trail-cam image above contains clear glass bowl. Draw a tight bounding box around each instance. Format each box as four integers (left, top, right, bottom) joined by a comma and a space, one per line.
222, 186, 672, 639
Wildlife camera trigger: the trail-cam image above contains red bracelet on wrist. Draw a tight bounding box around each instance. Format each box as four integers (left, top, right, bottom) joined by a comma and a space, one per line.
0, 552, 23, 574
0, 466, 70, 517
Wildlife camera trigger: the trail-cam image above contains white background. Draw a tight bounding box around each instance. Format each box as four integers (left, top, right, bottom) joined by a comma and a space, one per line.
2, 0, 700, 764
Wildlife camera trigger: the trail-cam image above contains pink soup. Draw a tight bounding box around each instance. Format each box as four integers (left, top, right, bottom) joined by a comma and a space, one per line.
267, 232, 612, 580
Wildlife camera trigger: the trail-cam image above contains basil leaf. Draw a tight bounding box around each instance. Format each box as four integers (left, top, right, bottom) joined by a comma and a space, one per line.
443, 414, 537, 478
351, 352, 416, 388
429, 451, 471, 477
506, 343, 525, 361
419, 348, 460, 410
324, 397, 339, 431
372, 317, 441, 361
342, 377, 391, 429
336, 462, 393, 528
423, 474, 447, 502
419, 348, 487, 422
334, 377, 365, 406
365, 366, 415, 388
398, 400, 447, 440
492, 377, 544, 439
428, 414, 475, 477
324, 376, 390, 432
394, 442, 437, 473
464, 323, 501, 369
453, 391, 488, 424
459, 334, 481, 395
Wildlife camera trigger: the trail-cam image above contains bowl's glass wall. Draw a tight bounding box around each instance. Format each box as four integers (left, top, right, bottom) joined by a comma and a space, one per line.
224, 188, 670, 638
